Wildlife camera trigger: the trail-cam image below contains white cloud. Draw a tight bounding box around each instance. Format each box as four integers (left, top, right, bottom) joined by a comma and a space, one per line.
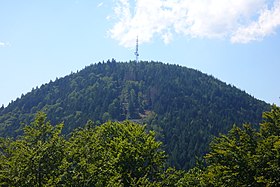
97, 2, 104, 8
231, 0, 280, 43
0, 41, 10, 48
162, 30, 173, 44
109, 0, 280, 47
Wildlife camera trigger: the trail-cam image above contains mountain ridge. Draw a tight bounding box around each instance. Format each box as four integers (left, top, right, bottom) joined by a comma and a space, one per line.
0, 60, 270, 169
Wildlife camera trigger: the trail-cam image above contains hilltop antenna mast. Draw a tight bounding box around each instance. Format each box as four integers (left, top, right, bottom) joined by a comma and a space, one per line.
134, 36, 139, 63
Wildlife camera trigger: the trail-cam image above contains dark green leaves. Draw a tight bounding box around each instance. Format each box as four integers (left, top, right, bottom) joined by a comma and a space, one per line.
182, 105, 280, 186
0, 112, 66, 186
62, 121, 166, 186
0, 113, 178, 186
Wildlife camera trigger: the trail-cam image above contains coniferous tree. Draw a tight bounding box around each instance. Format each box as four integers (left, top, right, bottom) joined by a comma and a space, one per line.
180, 105, 280, 186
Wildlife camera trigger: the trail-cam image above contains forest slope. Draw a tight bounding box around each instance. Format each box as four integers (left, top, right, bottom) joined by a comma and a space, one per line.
0, 60, 270, 169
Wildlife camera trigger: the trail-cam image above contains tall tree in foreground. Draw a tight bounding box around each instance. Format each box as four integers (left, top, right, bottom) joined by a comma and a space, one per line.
1, 113, 181, 186
0, 112, 65, 186
62, 120, 167, 186
180, 105, 280, 186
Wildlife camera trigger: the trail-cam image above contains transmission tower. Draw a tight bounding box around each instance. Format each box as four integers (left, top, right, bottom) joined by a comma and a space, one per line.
134, 36, 139, 63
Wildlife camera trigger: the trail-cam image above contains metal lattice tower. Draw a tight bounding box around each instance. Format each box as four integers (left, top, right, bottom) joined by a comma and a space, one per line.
134, 36, 139, 63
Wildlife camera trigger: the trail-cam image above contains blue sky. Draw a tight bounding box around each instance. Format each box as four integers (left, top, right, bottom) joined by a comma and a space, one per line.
0, 0, 280, 107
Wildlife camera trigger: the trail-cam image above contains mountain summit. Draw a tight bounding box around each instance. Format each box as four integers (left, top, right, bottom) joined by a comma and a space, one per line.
0, 60, 269, 169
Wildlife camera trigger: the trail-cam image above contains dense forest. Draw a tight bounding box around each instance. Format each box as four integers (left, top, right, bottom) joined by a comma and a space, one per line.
1, 106, 280, 186
0, 60, 269, 170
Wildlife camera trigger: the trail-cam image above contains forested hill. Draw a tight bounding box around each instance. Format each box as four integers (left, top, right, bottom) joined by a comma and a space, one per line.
0, 60, 270, 170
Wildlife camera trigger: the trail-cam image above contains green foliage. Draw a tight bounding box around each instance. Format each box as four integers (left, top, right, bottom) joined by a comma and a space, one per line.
0, 61, 269, 170
0, 92, 277, 186
160, 167, 186, 186
0, 112, 65, 186
98, 121, 166, 180
1, 112, 183, 186
62, 120, 166, 186
181, 105, 280, 186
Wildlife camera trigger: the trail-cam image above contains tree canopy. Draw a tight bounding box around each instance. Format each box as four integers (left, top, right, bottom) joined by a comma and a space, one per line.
0, 112, 65, 186
1, 105, 280, 186
180, 105, 280, 186
0, 112, 177, 186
